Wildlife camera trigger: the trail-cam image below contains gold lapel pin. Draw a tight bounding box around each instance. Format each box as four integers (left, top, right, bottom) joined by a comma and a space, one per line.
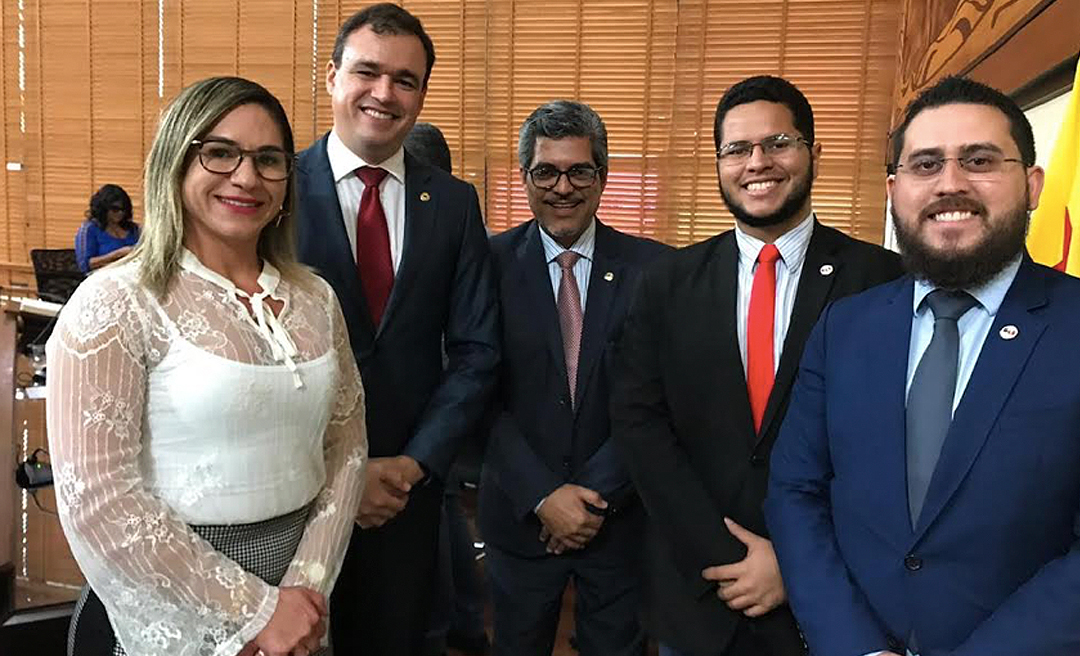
819, 264, 834, 276
999, 325, 1019, 340
420, 191, 431, 202
604, 271, 615, 282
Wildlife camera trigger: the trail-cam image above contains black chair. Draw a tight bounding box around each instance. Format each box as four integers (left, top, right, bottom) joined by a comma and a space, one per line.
29, 249, 84, 304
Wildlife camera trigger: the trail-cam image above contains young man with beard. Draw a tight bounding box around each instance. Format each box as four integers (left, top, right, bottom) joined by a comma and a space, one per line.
294, 4, 499, 654
766, 76, 1080, 656
611, 75, 902, 656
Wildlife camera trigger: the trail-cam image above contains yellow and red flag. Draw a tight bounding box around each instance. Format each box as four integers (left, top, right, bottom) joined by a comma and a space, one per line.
1028, 62, 1080, 275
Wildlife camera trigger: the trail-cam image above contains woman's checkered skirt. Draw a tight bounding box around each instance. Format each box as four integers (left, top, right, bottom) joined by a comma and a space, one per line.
68, 503, 328, 656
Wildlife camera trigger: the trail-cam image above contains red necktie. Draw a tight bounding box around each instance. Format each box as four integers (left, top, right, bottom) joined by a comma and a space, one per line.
355, 166, 393, 326
556, 251, 583, 405
746, 244, 781, 433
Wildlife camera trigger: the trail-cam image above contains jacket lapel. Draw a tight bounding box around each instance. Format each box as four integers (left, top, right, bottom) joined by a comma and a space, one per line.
378, 152, 432, 337
574, 221, 622, 410
757, 220, 840, 445
707, 234, 756, 438
913, 260, 1048, 539
517, 222, 569, 390
869, 280, 920, 541
299, 136, 376, 350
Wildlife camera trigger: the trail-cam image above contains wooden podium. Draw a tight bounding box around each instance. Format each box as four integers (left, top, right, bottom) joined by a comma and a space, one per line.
0, 293, 83, 639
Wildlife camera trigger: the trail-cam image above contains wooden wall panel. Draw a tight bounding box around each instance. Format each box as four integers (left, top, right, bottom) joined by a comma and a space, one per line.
893, 0, 1055, 123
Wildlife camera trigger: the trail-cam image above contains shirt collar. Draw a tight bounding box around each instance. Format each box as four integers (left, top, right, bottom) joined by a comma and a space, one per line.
539, 217, 597, 264
327, 130, 406, 185
734, 209, 816, 269
912, 255, 1023, 317
179, 248, 281, 300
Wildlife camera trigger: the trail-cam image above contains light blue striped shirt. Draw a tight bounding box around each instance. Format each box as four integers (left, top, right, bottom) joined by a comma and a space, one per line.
539, 218, 596, 312
735, 211, 815, 375
905, 256, 1022, 411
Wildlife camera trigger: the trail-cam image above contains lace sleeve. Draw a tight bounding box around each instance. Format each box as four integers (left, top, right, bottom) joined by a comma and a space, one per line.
46, 271, 278, 656
279, 282, 368, 596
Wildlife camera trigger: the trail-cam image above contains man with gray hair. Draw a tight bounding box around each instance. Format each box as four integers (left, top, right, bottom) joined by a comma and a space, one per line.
479, 100, 669, 656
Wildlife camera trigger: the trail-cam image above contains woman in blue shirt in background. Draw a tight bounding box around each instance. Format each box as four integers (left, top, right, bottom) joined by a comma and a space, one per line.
74, 184, 139, 273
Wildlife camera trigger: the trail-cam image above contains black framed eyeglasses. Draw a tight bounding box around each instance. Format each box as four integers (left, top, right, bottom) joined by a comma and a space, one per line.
716, 133, 811, 163
893, 153, 1027, 180
191, 139, 293, 181
525, 164, 604, 190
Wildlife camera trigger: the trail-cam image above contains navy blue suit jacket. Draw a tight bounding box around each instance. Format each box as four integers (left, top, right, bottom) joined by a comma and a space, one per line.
295, 134, 499, 481
479, 219, 669, 557
766, 258, 1080, 656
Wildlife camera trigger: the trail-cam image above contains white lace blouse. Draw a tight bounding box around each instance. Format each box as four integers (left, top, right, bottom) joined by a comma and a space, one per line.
45, 252, 368, 656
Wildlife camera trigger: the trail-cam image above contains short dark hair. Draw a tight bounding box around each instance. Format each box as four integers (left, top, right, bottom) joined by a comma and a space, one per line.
889, 76, 1035, 170
405, 122, 452, 173
713, 75, 815, 151
332, 3, 436, 87
86, 184, 135, 231
517, 100, 608, 171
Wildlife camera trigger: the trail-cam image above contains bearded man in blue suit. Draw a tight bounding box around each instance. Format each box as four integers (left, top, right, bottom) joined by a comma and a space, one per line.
766, 76, 1080, 656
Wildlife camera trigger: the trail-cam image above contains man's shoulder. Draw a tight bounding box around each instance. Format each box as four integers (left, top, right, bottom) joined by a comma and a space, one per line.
296, 134, 330, 172
598, 222, 672, 264
489, 221, 532, 256
404, 154, 476, 197
645, 231, 731, 280
816, 223, 901, 268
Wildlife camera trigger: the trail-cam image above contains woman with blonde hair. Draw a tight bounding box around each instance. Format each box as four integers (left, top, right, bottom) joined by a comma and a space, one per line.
46, 76, 367, 656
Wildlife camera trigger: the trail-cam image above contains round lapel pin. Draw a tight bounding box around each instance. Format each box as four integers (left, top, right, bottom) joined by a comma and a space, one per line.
819, 264, 834, 276
420, 192, 431, 202
604, 272, 615, 282
999, 325, 1019, 340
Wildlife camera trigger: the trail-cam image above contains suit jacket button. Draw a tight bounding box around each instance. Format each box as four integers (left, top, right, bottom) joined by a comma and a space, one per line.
562, 457, 571, 470
886, 636, 904, 652
750, 454, 766, 467
904, 554, 922, 571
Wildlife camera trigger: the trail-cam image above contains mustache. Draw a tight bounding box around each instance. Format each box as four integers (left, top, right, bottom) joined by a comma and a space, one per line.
920, 196, 987, 221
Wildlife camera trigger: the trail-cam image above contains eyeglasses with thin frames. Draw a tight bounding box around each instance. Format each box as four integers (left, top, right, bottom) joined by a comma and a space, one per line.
892, 153, 1028, 181
716, 133, 811, 164
524, 164, 604, 191
191, 139, 293, 181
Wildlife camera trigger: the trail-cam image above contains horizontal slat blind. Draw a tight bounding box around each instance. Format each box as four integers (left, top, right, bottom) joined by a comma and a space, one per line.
0, 0, 898, 267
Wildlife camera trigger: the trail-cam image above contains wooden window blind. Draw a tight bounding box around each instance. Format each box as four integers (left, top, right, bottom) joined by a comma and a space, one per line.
0, 0, 898, 268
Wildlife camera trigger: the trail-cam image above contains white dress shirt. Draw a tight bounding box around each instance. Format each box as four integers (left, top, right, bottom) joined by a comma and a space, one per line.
326, 129, 407, 273
538, 217, 597, 312
734, 211, 815, 375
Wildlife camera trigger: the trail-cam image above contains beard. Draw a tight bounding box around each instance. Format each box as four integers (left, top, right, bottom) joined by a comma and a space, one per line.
892, 194, 1029, 290
720, 169, 813, 229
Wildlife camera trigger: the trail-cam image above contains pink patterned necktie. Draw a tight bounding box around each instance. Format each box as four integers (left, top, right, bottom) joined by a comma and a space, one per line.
556, 251, 583, 405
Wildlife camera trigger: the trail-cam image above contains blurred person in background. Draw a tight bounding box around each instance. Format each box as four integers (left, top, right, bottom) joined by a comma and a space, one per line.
74, 183, 140, 273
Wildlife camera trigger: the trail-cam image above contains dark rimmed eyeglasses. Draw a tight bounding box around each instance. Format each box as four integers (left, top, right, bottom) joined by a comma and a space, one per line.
524, 164, 604, 190
893, 153, 1028, 180
716, 133, 811, 163
191, 139, 293, 181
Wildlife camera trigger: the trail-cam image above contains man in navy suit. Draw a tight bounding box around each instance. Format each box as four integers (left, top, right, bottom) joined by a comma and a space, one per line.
480, 100, 669, 656
766, 76, 1080, 656
294, 4, 498, 654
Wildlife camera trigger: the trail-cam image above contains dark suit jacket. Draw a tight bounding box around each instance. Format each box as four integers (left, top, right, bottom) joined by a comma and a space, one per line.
766, 258, 1080, 656
295, 134, 499, 481
611, 221, 903, 655
480, 219, 670, 558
